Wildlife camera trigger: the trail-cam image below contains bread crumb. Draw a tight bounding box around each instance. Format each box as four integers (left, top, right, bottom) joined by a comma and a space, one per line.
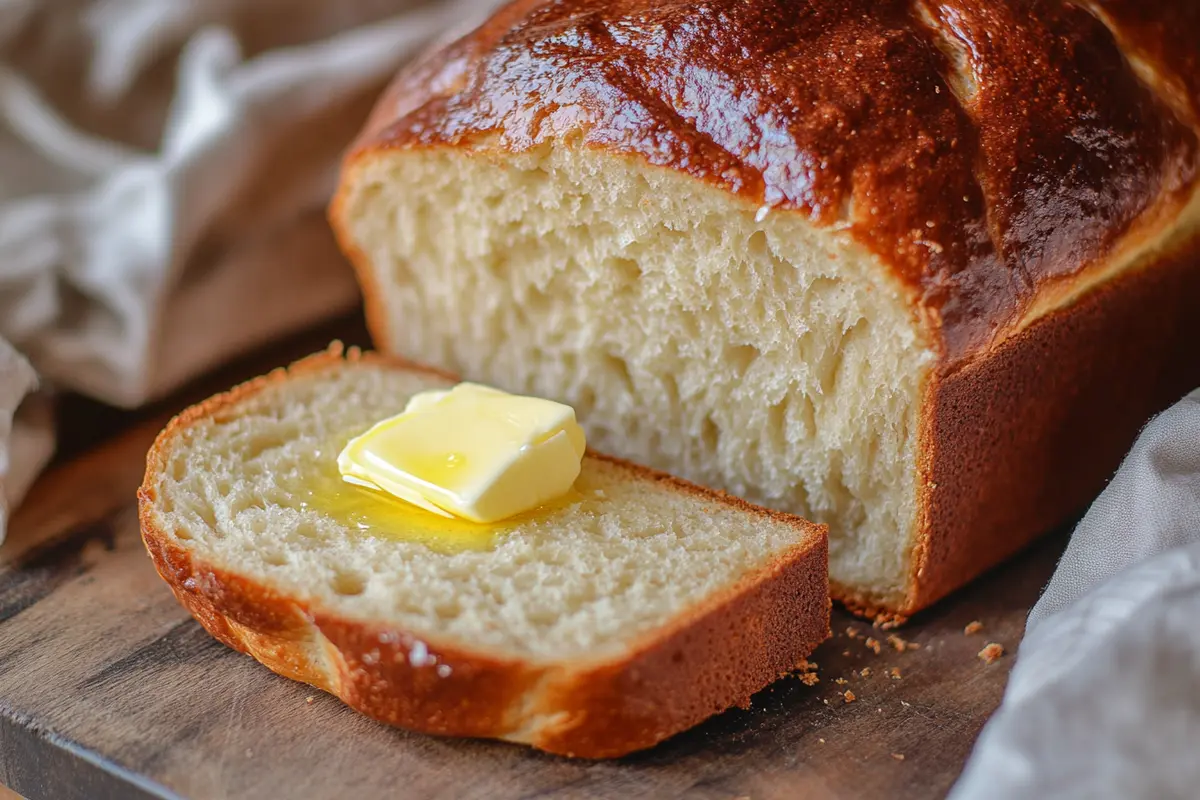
845, 626, 861, 639
872, 613, 908, 630
889, 667, 902, 680
835, 677, 848, 685
978, 643, 1005, 664
799, 671, 820, 686
860, 667, 871, 678
823, 698, 830, 705
305, 696, 315, 705
892, 753, 905, 761
819, 738, 826, 744
887, 634, 920, 652
843, 690, 856, 703
842, 650, 851, 657
865, 637, 882, 654
901, 700, 911, 707
964, 621, 983, 635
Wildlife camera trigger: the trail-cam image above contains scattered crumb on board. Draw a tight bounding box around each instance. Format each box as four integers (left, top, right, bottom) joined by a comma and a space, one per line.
305, 696, 314, 704
835, 677, 848, 685
889, 667, 902, 680
887, 634, 920, 652
872, 613, 908, 630
860, 667, 871, 678
843, 690, 856, 704
964, 621, 984, 636
865, 637, 882, 654
892, 753, 906, 761
978, 643, 1005, 664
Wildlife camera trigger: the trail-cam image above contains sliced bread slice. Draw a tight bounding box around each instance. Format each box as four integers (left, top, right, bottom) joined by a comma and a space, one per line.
138, 346, 829, 758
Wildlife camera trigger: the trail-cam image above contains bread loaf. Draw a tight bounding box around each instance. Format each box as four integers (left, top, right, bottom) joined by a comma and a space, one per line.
138, 348, 829, 758
330, 0, 1200, 616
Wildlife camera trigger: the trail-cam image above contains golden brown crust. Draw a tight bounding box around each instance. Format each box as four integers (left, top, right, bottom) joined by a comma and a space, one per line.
338, 0, 1199, 363
138, 347, 830, 758
1093, 2, 1200, 122
900, 231, 1200, 615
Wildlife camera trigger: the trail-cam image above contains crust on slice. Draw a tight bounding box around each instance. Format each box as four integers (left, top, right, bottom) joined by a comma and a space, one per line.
138, 345, 830, 758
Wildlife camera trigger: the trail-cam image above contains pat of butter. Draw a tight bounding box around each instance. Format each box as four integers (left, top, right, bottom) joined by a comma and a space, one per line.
337, 383, 586, 524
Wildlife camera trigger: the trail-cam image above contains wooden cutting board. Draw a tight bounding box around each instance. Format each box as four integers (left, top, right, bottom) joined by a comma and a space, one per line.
0, 322, 1062, 800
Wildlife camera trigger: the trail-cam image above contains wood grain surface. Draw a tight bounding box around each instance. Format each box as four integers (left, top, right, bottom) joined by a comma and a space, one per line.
0, 319, 1063, 800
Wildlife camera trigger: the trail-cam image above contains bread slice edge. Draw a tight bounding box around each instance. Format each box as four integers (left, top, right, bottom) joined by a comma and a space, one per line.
138, 345, 830, 758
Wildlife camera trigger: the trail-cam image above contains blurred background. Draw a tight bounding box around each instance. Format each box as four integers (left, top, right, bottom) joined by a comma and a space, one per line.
0, 0, 499, 530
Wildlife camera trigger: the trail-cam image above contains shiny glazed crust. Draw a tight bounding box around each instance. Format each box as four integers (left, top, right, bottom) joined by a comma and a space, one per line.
330, 0, 1200, 616
339, 0, 1200, 362
138, 346, 831, 758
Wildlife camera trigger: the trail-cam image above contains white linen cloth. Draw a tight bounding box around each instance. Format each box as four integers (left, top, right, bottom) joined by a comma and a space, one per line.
953, 389, 1200, 799
0, 0, 498, 543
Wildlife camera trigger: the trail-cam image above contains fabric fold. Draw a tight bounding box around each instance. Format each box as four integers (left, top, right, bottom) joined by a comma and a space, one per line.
0, 339, 51, 542
953, 390, 1200, 800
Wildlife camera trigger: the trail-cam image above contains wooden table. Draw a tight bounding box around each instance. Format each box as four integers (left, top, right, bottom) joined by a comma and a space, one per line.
0, 317, 1063, 800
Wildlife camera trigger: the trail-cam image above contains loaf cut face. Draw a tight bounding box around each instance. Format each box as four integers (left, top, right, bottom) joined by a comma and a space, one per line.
139, 349, 829, 757
333, 0, 1200, 615
339, 145, 929, 612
